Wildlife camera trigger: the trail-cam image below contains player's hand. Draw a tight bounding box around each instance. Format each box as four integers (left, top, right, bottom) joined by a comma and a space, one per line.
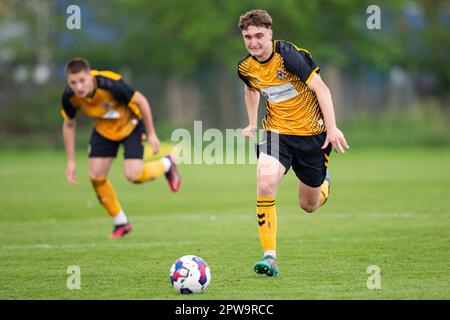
322, 127, 350, 154
242, 125, 257, 140
65, 161, 78, 184
148, 134, 160, 154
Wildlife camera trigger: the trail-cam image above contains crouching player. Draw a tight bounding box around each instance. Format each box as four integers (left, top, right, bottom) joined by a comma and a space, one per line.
60, 58, 181, 239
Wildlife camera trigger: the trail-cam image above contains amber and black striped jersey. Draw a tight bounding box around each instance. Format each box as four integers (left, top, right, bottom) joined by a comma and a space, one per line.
60, 70, 142, 141
238, 40, 326, 136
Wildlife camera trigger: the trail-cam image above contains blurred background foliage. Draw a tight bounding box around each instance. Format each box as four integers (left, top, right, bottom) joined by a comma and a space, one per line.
0, 0, 449, 149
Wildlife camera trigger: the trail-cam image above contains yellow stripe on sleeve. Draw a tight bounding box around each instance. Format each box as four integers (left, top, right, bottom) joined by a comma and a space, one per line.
60, 109, 69, 120
128, 92, 142, 119
91, 69, 122, 80
305, 67, 320, 84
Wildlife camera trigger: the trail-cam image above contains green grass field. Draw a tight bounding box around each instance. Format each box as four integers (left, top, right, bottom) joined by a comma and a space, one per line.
0, 147, 449, 299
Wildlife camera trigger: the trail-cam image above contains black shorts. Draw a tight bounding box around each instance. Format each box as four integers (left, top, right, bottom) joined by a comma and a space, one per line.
256, 131, 331, 188
88, 121, 146, 159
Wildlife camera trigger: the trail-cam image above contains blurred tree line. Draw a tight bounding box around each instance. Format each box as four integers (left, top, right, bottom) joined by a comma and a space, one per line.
0, 0, 449, 147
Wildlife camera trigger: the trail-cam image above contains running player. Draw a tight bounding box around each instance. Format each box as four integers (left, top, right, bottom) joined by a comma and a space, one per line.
237, 10, 349, 276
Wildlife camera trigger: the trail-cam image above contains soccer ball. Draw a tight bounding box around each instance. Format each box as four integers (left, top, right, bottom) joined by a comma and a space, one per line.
169, 255, 211, 294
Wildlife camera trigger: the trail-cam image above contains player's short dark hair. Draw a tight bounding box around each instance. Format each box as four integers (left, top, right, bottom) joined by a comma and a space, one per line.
65, 58, 90, 76
239, 9, 272, 30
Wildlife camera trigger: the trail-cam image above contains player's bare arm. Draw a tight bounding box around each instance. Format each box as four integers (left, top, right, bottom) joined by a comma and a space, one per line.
308, 74, 350, 154
62, 118, 77, 184
132, 91, 160, 154
242, 85, 260, 140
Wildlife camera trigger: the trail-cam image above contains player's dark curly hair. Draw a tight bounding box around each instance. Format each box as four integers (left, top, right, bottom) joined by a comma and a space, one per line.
239, 9, 272, 30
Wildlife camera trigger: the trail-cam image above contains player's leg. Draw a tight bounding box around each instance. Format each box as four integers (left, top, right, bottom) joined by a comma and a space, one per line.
298, 182, 321, 213
253, 132, 291, 276
293, 133, 331, 213
298, 169, 330, 212
254, 152, 286, 276
123, 121, 181, 192
89, 157, 132, 238
88, 130, 131, 239
124, 157, 176, 185
89, 157, 116, 215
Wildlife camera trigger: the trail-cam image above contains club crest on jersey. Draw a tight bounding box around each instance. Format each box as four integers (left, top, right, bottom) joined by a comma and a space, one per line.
101, 101, 120, 119
276, 70, 286, 80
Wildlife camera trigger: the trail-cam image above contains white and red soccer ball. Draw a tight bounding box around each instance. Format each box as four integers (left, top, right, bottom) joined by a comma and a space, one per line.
170, 255, 211, 294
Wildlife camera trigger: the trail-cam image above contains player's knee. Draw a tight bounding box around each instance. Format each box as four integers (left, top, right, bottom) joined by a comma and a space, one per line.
299, 203, 317, 213
125, 172, 141, 184
258, 180, 277, 197
89, 174, 106, 183
298, 199, 319, 213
